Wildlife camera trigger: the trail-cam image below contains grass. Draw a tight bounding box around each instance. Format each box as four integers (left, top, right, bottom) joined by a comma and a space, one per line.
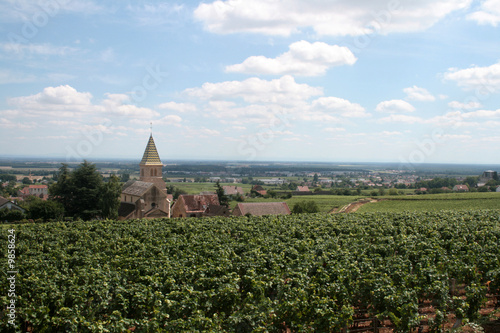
356, 192, 500, 213
169, 182, 500, 213
229, 195, 366, 213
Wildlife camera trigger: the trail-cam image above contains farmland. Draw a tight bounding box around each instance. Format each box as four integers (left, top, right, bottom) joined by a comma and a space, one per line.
1, 211, 500, 332
356, 192, 500, 213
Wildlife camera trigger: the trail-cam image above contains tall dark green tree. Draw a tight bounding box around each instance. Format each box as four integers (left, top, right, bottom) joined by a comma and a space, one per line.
100, 175, 122, 219
27, 197, 64, 222
50, 161, 121, 220
215, 180, 229, 207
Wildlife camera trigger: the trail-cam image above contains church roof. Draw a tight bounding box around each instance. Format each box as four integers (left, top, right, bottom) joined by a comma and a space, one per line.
122, 180, 155, 196
140, 134, 162, 165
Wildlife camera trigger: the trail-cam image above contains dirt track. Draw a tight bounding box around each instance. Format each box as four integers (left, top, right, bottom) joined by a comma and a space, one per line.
333, 198, 382, 214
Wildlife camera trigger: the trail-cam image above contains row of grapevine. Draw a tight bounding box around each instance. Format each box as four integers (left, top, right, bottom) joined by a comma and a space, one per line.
1, 210, 499, 332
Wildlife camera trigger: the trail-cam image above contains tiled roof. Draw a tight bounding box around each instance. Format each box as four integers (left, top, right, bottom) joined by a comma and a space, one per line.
204, 204, 230, 216
28, 185, 48, 189
122, 180, 154, 196
140, 134, 162, 165
118, 202, 136, 218
223, 186, 244, 196
235, 202, 291, 216
180, 194, 220, 213
0, 196, 9, 206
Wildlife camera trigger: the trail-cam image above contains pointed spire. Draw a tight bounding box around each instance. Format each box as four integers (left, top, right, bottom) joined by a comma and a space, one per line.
140, 134, 162, 165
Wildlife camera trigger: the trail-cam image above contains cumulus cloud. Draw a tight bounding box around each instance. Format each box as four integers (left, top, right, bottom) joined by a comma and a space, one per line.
376, 100, 416, 113
158, 102, 197, 113
7, 85, 94, 117
226, 40, 356, 76
312, 97, 369, 118
378, 114, 425, 124
102, 94, 159, 118
467, 0, 500, 26
443, 61, 500, 93
194, 0, 472, 36
5, 86, 160, 120
448, 101, 482, 109
184, 75, 322, 104
404, 86, 435, 101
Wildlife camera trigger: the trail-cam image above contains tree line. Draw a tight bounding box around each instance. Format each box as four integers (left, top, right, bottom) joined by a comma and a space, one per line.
1, 161, 122, 222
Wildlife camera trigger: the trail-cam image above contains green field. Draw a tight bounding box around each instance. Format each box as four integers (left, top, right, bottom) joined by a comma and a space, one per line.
2, 211, 499, 332
230, 195, 366, 213
357, 192, 500, 213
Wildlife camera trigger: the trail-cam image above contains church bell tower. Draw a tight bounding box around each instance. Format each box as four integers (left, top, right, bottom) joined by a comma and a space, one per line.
139, 134, 167, 192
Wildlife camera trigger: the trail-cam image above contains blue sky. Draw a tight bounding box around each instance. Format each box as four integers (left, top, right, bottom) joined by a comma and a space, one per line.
1, 0, 500, 164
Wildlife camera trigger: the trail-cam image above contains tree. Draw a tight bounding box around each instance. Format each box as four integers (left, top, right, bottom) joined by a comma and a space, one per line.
313, 173, 319, 183
120, 173, 130, 183
292, 200, 319, 214
27, 197, 64, 221
0, 208, 25, 222
50, 161, 121, 220
215, 180, 229, 207
22, 177, 31, 185
100, 175, 122, 219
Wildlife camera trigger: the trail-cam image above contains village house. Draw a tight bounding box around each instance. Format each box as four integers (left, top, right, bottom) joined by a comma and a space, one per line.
223, 186, 244, 196
18, 184, 49, 199
251, 185, 267, 196
453, 184, 469, 192
171, 194, 224, 218
0, 196, 25, 213
233, 202, 291, 216
296, 186, 310, 192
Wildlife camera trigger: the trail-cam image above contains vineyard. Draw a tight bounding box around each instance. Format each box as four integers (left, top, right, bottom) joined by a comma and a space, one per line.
1, 211, 500, 332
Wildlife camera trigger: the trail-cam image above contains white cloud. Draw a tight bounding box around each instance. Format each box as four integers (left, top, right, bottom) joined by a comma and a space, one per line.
467, 0, 500, 26
5, 86, 160, 120
378, 114, 425, 124
0, 118, 37, 129
194, 0, 472, 36
404, 86, 435, 101
226, 40, 356, 76
376, 99, 416, 113
126, 3, 185, 26
323, 127, 346, 133
102, 94, 159, 119
443, 61, 500, 93
0, 43, 79, 57
184, 75, 322, 104
462, 109, 500, 118
0, 70, 36, 84
380, 131, 403, 136
158, 102, 197, 113
448, 101, 482, 109
8, 85, 93, 117
0, 0, 102, 22
312, 97, 369, 118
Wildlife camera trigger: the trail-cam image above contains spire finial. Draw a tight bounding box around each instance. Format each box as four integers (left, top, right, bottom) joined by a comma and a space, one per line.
150, 122, 152, 135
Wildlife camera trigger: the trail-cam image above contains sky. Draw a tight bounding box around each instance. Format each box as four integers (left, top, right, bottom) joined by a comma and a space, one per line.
1, 0, 500, 165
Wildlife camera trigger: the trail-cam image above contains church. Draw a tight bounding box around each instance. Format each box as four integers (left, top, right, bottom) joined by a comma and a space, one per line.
118, 134, 172, 220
